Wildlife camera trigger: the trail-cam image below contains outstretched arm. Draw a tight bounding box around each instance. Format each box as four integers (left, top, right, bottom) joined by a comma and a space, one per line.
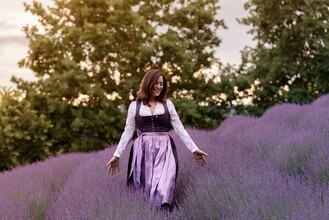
113, 102, 136, 158
167, 100, 208, 166
106, 102, 136, 175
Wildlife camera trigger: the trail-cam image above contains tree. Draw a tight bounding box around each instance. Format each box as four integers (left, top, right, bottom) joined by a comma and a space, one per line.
238, 0, 329, 115
13, 0, 226, 153
0, 88, 53, 171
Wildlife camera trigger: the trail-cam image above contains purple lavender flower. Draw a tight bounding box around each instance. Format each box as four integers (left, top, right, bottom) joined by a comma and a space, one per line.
0, 94, 329, 219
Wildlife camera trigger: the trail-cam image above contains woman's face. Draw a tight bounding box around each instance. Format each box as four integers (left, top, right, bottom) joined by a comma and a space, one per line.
152, 76, 164, 98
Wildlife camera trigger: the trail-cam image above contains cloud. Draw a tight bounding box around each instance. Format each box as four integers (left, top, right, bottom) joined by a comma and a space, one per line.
0, 21, 17, 29
0, 67, 36, 88
215, 0, 255, 65
0, 36, 28, 46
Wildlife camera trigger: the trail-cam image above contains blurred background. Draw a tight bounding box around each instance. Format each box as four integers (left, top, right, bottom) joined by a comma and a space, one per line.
0, 0, 328, 172
0, 0, 252, 87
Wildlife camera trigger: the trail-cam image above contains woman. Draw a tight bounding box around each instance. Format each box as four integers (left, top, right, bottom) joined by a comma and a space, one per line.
106, 69, 208, 207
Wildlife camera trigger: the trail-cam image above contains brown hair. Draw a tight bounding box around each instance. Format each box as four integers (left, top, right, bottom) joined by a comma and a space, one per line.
136, 69, 168, 105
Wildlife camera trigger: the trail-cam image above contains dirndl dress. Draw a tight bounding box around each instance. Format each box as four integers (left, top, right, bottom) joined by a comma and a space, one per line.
127, 101, 179, 206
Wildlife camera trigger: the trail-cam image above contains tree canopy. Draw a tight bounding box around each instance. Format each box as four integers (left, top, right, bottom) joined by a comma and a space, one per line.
12, 0, 227, 155
238, 0, 329, 115
0, 88, 53, 171
3, 0, 329, 171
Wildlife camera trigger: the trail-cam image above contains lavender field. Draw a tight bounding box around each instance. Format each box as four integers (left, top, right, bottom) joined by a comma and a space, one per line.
1, 94, 329, 219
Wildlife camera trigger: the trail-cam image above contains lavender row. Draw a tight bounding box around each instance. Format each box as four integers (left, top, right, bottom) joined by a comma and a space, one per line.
0, 153, 91, 219
0, 94, 328, 219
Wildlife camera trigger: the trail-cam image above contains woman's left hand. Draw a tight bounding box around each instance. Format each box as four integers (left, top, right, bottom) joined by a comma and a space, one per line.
193, 149, 208, 167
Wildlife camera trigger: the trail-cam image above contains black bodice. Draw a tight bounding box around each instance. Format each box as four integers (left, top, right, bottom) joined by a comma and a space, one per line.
135, 101, 171, 133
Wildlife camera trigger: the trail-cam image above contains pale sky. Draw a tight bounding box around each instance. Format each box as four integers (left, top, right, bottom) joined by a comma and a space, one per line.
0, 0, 255, 88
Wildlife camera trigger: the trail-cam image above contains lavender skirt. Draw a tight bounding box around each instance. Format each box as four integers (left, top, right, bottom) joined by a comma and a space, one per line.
127, 132, 178, 206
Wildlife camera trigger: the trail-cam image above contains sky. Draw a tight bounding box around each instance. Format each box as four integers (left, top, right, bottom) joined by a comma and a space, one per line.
0, 0, 255, 88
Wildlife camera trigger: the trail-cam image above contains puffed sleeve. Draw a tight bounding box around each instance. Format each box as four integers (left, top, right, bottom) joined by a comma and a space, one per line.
167, 99, 199, 153
113, 101, 136, 158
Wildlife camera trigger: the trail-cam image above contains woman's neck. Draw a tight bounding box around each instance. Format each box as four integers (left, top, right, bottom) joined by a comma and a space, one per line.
148, 97, 157, 106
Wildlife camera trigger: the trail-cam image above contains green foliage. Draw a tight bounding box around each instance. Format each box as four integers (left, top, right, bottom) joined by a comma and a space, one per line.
0, 88, 53, 171
238, 0, 329, 115
10, 0, 226, 158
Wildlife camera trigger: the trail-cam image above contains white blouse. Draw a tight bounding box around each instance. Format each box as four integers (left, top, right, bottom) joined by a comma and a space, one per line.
113, 99, 199, 158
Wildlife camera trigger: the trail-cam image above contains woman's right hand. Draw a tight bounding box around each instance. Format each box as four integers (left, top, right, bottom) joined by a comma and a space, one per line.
106, 156, 120, 175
